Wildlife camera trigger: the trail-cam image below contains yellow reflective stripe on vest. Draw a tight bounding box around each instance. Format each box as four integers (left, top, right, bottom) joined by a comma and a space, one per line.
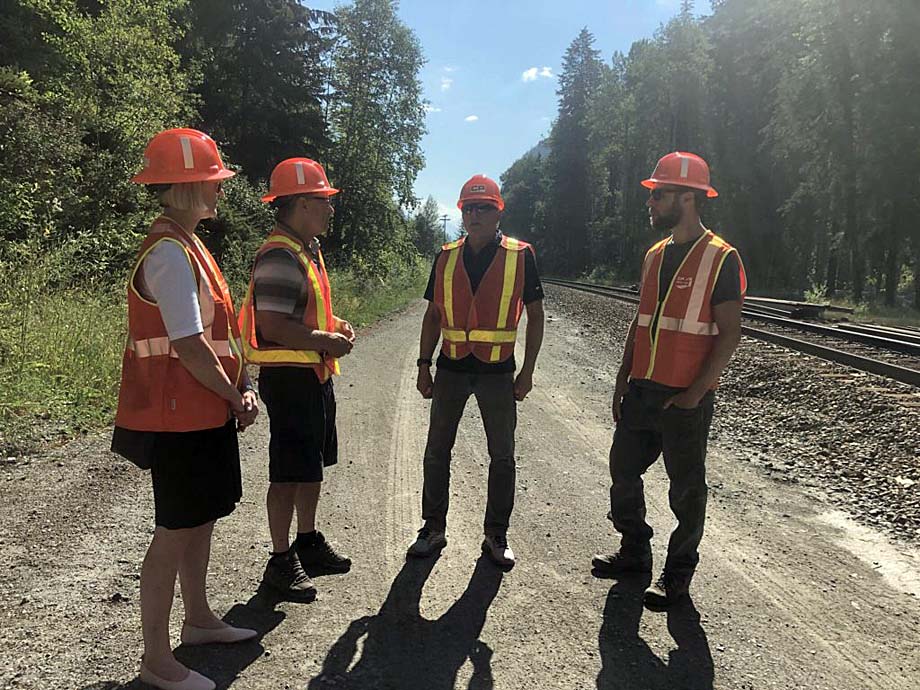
491, 239, 521, 361
243, 347, 325, 366
443, 247, 461, 358
470, 329, 517, 343
442, 327, 467, 342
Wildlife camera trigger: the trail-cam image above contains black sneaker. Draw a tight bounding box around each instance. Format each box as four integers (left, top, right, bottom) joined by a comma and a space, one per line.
643, 570, 692, 610
296, 531, 352, 574
262, 549, 317, 602
591, 550, 653, 578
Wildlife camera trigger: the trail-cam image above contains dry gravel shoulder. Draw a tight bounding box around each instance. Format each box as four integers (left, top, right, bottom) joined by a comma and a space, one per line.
1, 290, 919, 690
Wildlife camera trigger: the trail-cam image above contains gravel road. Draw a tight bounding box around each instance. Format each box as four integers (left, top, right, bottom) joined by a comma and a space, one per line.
1, 289, 919, 689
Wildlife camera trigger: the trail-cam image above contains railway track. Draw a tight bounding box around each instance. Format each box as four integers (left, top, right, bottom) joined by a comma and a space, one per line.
544, 278, 920, 388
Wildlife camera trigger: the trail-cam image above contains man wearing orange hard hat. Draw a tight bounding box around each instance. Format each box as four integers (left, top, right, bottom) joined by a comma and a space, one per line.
239, 158, 355, 601
407, 174, 545, 568
592, 152, 747, 610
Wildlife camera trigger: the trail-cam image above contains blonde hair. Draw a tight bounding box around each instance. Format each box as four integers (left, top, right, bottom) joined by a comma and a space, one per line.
156, 181, 213, 213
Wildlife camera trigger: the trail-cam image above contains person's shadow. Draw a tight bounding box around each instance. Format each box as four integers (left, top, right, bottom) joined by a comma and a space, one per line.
596, 575, 713, 690
308, 555, 504, 690
79, 585, 287, 690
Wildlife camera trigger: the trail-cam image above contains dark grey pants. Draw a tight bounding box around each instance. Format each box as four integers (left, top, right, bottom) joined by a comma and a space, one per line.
422, 369, 517, 536
608, 382, 714, 575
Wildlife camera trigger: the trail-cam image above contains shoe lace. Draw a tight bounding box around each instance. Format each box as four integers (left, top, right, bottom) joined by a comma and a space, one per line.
281, 553, 310, 586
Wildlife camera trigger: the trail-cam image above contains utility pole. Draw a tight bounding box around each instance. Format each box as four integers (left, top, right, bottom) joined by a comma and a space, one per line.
440, 214, 450, 239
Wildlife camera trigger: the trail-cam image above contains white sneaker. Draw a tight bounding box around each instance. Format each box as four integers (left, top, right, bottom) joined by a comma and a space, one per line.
407, 525, 447, 557
482, 534, 515, 567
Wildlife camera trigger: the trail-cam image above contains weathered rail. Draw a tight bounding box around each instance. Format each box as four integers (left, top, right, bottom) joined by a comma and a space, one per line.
545, 278, 920, 388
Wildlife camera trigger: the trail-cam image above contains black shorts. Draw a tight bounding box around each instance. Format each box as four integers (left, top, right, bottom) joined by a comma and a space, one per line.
113, 419, 242, 530
259, 367, 338, 483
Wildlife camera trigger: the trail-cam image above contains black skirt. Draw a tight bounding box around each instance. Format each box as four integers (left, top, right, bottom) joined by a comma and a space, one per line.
112, 420, 242, 529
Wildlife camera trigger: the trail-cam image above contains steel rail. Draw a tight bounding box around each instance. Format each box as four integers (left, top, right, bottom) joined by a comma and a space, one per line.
545, 278, 920, 356
544, 278, 920, 388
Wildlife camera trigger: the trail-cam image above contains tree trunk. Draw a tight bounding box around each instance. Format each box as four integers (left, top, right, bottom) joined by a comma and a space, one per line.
826, 250, 838, 298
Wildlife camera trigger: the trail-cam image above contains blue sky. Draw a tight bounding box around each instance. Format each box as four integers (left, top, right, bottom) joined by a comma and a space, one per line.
308, 0, 712, 236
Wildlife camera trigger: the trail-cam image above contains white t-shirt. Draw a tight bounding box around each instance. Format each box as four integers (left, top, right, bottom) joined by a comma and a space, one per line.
136, 240, 204, 340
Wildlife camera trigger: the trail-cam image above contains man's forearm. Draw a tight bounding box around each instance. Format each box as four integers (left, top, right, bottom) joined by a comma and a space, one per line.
619, 313, 639, 376
519, 305, 544, 374
260, 318, 334, 351
419, 309, 441, 359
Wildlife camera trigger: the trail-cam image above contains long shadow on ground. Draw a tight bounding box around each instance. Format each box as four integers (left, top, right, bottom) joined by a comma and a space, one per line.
597, 575, 713, 690
308, 555, 504, 690
80, 584, 286, 690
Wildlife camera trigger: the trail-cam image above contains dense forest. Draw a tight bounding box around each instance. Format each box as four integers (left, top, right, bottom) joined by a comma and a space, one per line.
501, 0, 920, 308
0, 0, 445, 286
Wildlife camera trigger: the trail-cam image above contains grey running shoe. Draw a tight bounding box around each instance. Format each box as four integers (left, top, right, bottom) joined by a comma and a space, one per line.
262, 548, 317, 602
406, 525, 447, 557
591, 550, 653, 577
482, 534, 515, 568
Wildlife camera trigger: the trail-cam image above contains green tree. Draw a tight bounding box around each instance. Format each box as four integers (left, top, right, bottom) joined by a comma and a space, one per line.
545, 28, 603, 275
325, 0, 427, 275
410, 196, 446, 256
177, 0, 335, 181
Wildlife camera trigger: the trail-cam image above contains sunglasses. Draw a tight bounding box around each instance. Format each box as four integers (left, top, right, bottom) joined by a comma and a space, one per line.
649, 188, 683, 201
461, 203, 497, 214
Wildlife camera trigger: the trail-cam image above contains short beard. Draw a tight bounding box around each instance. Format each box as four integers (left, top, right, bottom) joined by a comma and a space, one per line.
651, 207, 681, 232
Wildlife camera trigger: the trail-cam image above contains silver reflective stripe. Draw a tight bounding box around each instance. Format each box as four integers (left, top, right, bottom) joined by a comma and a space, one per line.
684, 241, 720, 322
679, 154, 690, 179
637, 314, 653, 327
295, 162, 306, 185
656, 316, 719, 336
180, 136, 195, 169
129, 337, 233, 358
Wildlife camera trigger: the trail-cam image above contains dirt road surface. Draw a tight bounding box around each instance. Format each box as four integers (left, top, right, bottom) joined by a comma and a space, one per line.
2, 296, 919, 690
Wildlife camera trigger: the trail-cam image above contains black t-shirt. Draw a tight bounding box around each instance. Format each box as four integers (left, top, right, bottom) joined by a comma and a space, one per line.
424, 233, 543, 374
636, 235, 743, 393
656, 238, 741, 307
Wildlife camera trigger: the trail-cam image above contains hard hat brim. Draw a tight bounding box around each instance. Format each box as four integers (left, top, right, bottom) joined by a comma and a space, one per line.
132, 168, 236, 185
641, 178, 718, 198
261, 187, 341, 203
456, 196, 505, 211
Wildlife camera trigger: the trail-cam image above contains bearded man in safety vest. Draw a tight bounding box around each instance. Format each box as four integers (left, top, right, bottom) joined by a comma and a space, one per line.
240, 158, 355, 601
592, 152, 747, 610
408, 174, 545, 568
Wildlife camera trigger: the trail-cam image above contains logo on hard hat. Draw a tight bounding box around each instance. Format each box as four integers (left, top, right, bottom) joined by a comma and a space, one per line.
470, 184, 487, 193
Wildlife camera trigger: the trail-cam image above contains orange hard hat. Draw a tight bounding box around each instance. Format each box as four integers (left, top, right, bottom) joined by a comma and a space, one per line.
457, 174, 504, 211
131, 128, 235, 185
262, 158, 339, 202
641, 151, 718, 198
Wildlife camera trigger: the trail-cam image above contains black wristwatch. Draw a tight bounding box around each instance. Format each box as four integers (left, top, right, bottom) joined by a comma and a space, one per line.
416, 357, 433, 367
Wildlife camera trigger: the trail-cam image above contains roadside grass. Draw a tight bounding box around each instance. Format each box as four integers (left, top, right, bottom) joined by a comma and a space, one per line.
0, 257, 428, 455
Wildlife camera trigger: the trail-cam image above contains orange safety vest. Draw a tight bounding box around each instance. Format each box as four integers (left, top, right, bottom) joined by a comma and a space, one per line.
239, 229, 341, 383
115, 217, 243, 432
631, 229, 747, 389
434, 234, 531, 364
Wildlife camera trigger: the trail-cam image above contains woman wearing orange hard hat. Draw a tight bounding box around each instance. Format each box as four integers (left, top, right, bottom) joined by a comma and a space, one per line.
111, 128, 258, 690
239, 158, 354, 602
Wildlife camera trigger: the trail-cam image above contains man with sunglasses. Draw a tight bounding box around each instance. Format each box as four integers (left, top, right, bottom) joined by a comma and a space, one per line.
408, 174, 545, 568
239, 158, 355, 601
592, 152, 747, 610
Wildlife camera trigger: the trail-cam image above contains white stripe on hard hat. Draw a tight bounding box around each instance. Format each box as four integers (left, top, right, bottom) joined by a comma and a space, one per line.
180, 136, 195, 170
295, 162, 306, 185
679, 155, 690, 179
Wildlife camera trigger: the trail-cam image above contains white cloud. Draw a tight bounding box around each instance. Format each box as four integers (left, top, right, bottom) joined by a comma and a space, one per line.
443, 66, 458, 73
440, 76, 453, 91
464, 115, 479, 122
522, 66, 554, 82
424, 105, 442, 113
